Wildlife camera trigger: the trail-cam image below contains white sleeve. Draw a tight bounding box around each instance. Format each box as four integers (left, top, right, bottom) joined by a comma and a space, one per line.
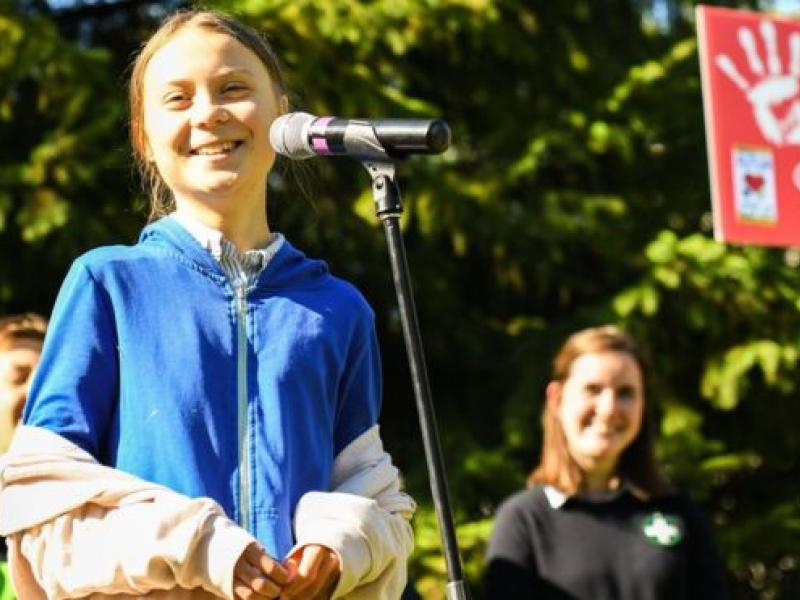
292, 425, 416, 600
13, 496, 254, 600
1, 426, 255, 600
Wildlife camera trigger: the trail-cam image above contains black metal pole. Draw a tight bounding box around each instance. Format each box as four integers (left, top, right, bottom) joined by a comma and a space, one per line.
366, 162, 469, 600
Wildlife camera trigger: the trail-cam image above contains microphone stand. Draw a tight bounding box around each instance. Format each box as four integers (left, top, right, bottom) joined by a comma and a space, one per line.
362, 159, 469, 600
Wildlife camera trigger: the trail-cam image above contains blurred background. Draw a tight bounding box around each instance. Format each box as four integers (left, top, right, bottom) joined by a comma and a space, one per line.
1, 0, 799, 597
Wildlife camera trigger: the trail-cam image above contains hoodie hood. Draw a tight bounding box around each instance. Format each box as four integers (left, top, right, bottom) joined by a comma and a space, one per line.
138, 216, 330, 291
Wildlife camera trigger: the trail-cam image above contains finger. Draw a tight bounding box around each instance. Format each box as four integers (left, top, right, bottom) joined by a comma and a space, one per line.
312, 553, 341, 600
256, 550, 289, 585
238, 543, 290, 596
296, 544, 325, 580
790, 32, 800, 77
760, 20, 781, 76
234, 575, 281, 600
237, 559, 283, 597
249, 574, 282, 598
281, 548, 323, 597
235, 547, 263, 585
234, 577, 260, 600
240, 542, 260, 568
284, 556, 299, 583
739, 27, 766, 76
303, 557, 340, 600
716, 55, 750, 92
242, 542, 289, 585
235, 559, 262, 582
283, 547, 335, 598
313, 548, 340, 580
244, 542, 269, 564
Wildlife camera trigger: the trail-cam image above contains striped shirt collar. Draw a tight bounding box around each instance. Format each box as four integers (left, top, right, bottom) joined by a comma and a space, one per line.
169, 211, 284, 285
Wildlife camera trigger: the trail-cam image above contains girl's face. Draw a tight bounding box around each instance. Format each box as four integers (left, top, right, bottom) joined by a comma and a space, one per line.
549, 350, 644, 476
142, 26, 285, 212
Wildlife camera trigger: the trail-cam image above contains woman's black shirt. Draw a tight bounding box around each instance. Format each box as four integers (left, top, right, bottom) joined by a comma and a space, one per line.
484, 485, 728, 600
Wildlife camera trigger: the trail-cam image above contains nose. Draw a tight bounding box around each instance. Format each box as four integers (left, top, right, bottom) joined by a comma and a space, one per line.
190, 94, 229, 128
595, 389, 618, 416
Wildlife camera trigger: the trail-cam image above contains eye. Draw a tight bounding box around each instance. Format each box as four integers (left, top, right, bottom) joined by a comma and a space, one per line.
222, 81, 249, 96
617, 385, 637, 401
163, 91, 189, 108
584, 383, 604, 396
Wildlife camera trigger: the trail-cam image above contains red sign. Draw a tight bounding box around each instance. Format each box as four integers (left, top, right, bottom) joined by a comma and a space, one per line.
697, 5, 800, 246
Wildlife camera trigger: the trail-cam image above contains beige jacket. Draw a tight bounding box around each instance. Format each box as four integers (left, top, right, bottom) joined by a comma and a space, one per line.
0, 425, 415, 600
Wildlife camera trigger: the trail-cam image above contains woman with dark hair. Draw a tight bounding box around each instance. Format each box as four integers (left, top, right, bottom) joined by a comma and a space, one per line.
484, 325, 728, 599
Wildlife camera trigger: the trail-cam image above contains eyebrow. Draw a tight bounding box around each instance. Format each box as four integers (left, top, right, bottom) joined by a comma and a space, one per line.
158, 68, 257, 88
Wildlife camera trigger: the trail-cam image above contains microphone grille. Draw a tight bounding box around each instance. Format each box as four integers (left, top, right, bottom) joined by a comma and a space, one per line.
269, 112, 316, 159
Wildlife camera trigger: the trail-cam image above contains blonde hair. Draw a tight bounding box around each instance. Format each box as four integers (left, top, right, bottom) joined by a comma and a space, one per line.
528, 325, 667, 497
128, 9, 286, 221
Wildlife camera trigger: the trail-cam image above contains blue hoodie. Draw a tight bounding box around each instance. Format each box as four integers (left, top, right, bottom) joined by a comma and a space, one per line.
24, 217, 381, 558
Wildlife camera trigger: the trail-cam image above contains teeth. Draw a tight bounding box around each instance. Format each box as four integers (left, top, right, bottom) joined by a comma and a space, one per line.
194, 141, 237, 155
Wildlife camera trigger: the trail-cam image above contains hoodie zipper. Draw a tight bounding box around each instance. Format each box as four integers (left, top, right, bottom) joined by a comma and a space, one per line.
234, 279, 251, 531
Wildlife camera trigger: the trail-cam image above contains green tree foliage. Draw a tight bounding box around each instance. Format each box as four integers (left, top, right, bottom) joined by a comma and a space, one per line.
2, 0, 798, 597
0, 2, 140, 313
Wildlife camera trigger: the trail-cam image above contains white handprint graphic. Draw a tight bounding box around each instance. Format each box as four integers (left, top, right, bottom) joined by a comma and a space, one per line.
716, 20, 800, 146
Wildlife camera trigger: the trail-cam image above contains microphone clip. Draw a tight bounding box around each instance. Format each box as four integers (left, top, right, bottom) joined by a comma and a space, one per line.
362, 160, 401, 220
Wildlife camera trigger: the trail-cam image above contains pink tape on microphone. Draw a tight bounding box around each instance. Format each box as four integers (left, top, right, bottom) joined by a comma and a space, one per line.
311, 117, 335, 154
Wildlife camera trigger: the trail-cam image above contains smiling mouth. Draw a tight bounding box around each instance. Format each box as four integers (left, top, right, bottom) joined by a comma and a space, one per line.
190, 140, 243, 156
592, 429, 620, 438
585, 423, 625, 437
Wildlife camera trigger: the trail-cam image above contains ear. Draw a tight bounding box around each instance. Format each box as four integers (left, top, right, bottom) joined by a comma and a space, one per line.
545, 381, 563, 411
279, 94, 289, 115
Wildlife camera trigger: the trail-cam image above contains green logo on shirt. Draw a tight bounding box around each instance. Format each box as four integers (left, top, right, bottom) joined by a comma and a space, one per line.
642, 512, 684, 546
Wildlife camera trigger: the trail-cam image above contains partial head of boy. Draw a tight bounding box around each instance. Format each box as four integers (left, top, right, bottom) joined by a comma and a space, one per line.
0, 313, 47, 452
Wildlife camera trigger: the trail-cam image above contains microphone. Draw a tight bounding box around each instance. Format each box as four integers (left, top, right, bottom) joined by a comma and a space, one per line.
269, 112, 451, 161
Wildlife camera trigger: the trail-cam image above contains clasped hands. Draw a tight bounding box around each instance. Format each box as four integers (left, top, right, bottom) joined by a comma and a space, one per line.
234, 542, 340, 600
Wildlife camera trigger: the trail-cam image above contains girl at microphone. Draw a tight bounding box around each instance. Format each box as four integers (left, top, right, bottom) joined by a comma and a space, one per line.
1, 8, 414, 600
